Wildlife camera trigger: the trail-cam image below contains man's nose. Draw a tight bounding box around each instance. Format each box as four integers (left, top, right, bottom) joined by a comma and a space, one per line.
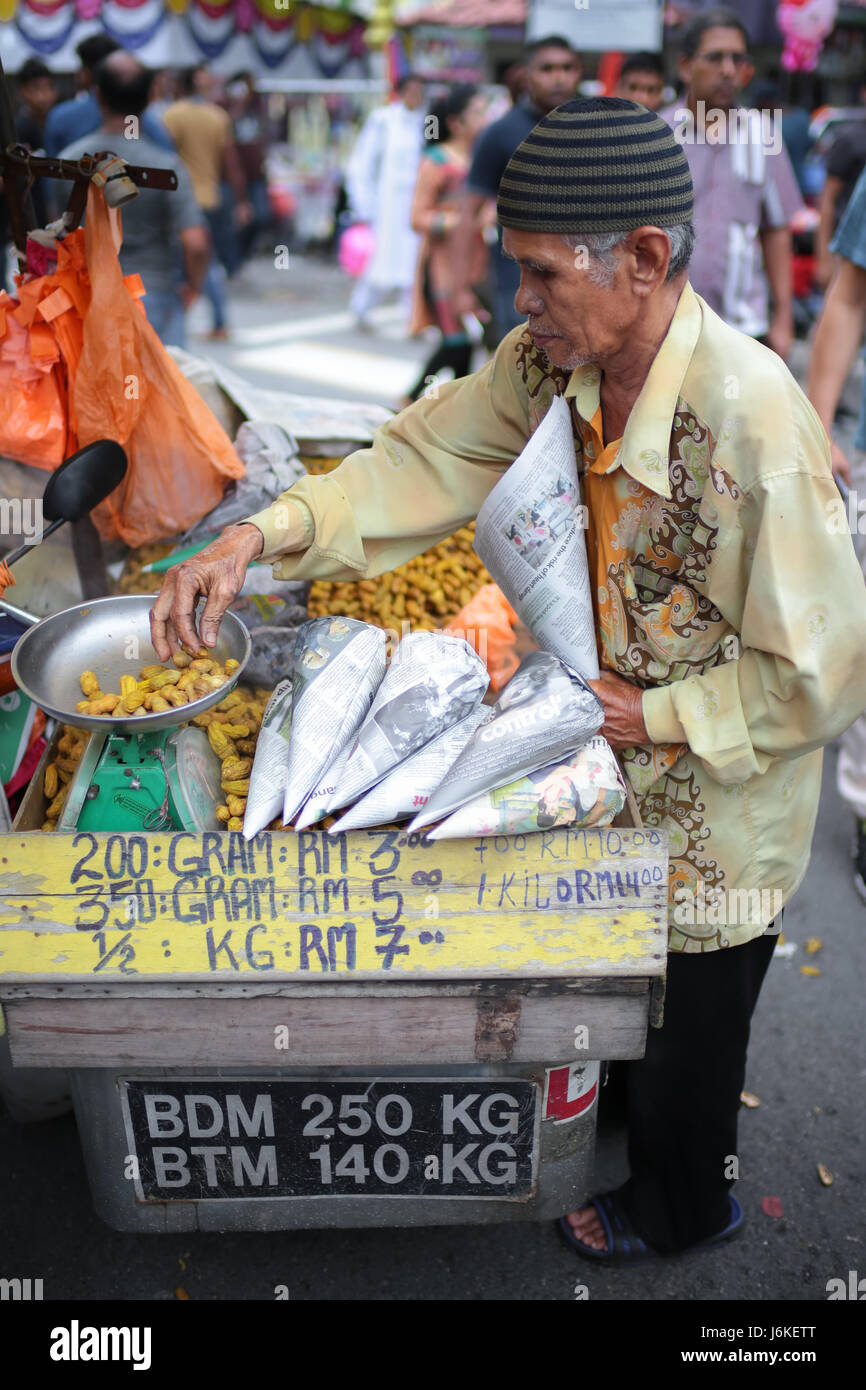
514, 279, 544, 316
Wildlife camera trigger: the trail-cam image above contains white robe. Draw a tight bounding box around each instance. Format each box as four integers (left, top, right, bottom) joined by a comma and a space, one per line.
346, 101, 424, 291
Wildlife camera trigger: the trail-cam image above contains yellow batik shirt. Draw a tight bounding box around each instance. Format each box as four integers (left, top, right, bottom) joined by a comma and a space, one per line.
245, 282, 866, 951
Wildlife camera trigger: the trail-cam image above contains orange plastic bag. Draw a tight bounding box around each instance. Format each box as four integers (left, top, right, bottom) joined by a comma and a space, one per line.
445, 583, 519, 691
0, 228, 145, 470
74, 188, 244, 546
0, 290, 68, 468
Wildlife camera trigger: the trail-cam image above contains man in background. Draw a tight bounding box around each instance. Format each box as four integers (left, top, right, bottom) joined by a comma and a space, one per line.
59, 53, 209, 349
14, 58, 57, 149
225, 71, 271, 266
662, 6, 801, 359
164, 64, 252, 339
453, 35, 582, 339
13, 58, 57, 227
616, 51, 665, 111
345, 73, 427, 331
44, 34, 173, 157
808, 166, 866, 898
814, 86, 866, 289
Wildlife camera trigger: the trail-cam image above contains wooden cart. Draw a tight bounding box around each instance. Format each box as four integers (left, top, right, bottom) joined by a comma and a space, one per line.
0, 734, 667, 1230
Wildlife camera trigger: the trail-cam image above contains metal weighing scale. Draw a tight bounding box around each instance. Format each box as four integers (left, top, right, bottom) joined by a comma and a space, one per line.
57, 725, 225, 832
11, 594, 252, 834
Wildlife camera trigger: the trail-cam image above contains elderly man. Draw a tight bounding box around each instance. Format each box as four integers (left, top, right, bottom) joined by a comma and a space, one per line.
152, 100, 866, 1261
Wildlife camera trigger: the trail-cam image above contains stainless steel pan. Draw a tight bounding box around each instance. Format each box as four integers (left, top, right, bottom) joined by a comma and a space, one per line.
11, 594, 251, 733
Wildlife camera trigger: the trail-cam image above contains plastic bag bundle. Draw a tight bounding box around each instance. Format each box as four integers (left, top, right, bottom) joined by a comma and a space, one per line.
329, 705, 488, 833
425, 735, 625, 840
325, 631, 489, 815
409, 651, 604, 831
282, 617, 387, 825
242, 679, 294, 839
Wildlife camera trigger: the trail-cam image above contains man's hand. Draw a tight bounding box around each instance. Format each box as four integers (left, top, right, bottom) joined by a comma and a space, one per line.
587, 669, 648, 749
149, 523, 264, 661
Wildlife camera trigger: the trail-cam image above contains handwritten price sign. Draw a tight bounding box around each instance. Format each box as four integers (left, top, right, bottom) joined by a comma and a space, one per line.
0, 826, 666, 982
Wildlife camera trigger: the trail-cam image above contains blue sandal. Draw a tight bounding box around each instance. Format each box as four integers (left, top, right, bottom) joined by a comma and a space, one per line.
558, 1191, 744, 1264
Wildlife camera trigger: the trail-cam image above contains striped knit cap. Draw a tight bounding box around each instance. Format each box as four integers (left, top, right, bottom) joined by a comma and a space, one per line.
497, 97, 693, 234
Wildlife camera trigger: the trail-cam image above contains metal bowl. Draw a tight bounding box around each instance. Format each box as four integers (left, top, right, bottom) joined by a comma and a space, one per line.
11, 595, 252, 734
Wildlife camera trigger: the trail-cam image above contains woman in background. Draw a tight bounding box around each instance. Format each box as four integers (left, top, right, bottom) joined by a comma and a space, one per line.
403, 85, 491, 404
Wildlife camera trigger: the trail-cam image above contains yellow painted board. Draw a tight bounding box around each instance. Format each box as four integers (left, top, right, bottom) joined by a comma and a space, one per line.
0, 826, 667, 983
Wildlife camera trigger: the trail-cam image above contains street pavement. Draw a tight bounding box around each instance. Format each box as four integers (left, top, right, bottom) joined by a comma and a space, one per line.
1, 256, 864, 1302
184, 252, 435, 407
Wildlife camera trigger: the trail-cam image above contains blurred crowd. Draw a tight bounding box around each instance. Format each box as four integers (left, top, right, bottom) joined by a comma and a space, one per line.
2, 35, 279, 343
4, 14, 866, 364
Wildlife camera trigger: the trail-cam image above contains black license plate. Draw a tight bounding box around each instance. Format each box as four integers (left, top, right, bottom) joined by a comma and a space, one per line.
120, 1078, 539, 1200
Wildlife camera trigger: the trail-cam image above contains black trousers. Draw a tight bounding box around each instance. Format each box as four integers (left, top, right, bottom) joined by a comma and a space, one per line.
406, 340, 474, 403
613, 923, 779, 1254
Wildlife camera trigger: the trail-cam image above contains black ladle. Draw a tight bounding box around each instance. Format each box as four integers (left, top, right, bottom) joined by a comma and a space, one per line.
2, 439, 128, 567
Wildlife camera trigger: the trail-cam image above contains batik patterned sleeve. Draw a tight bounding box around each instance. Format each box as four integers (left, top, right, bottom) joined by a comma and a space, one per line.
641, 381, 866, 783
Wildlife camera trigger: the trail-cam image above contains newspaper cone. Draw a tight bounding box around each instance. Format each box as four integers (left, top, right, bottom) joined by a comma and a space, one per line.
282, 617, 387, 825
425, 735, 625, 839
330, 705, 488, 833
409, 651, 604, 830
293, 742, 352, 831
326, 631, 489, 814
242, 678, 293, 839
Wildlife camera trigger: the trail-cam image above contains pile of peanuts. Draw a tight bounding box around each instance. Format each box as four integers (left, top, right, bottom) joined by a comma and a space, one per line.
307, 524, 492, 629
41, 725, 89, 829
192, 686, 272, 830
75, 651, 241, 718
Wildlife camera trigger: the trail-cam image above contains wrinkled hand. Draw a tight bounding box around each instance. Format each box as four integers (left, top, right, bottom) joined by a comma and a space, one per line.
587, 669, 648, 750
150, 523, 264, 661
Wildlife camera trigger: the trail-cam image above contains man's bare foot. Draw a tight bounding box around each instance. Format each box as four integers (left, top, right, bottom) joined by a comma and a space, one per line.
565, 1202, 608, 1252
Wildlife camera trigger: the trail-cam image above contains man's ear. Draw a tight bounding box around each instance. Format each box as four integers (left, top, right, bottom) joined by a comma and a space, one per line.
626, 226, 671, 293
677, 54, 692, 92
